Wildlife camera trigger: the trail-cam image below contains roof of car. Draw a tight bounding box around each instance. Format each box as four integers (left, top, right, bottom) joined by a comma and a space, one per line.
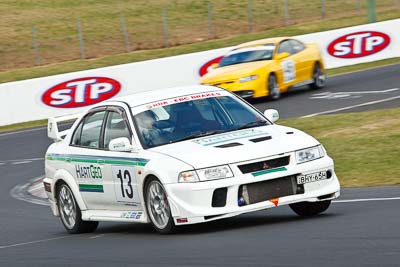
107, 85, 225, 107
235, 37, 289, 49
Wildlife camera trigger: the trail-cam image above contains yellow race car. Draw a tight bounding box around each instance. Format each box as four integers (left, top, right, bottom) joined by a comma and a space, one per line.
200, 37, 326, 100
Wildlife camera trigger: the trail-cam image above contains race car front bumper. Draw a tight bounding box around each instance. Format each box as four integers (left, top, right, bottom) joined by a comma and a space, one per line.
165, 154, 340, 225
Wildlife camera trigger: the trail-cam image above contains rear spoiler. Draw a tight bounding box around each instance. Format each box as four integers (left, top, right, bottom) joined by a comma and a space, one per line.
48, 113, 83, 142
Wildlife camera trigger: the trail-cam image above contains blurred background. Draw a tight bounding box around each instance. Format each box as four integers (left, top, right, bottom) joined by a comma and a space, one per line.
1, 0, 398, 72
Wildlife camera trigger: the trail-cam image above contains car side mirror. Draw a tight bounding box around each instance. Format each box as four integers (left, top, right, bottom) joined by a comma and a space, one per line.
109, 137, 134, 152
264, 109, 280, 123
275, 52, 290, 60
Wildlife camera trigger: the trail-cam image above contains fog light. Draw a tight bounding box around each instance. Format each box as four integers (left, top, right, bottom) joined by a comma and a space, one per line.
327, 170, 332, 179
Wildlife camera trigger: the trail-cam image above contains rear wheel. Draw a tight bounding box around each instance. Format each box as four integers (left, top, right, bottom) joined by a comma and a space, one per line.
309, 63, 326, 89
57, 183, 98, 234
289, 200, 331, 217
268, 74, 281, 100
145, 178, 175, 234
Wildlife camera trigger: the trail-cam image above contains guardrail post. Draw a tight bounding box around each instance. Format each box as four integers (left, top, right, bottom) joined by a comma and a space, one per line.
31, 26, 41, 65
321, 0, 326, 19
367, 0, 376, 23
284, 0, 290, 25
248, 0, 254, 32
77, 20, 86, 59
162, 7, 169, 48
120, 15, 132, 52
208, 2, 215, 39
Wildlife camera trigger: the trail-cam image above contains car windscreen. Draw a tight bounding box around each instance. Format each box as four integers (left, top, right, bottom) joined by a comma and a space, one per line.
132, 95, 270, 149
219, 45, 275, 67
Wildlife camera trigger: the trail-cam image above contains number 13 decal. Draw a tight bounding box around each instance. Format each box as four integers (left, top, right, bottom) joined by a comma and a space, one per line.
112, 166, 139, 203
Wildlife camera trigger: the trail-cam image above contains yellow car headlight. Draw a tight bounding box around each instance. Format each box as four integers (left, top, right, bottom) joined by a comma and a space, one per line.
238, 75, 258, 83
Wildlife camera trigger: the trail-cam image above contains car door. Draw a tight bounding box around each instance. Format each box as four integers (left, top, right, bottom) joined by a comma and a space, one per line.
288, 39, 311, 82
276, 39, 298, 87
100, 106, 145, 212
67, 108, 118, 210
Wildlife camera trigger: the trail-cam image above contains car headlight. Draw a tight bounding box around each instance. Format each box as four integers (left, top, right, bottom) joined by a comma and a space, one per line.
238, 75, 258, 83
178, 171, 199, 183
295, 145, 325, 164
197, 165, 234, 181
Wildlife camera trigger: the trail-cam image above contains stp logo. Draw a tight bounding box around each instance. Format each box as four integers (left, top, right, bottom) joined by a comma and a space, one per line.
42, 77, 121, 108
327, 31, 390, 58
198, 56, 223, 77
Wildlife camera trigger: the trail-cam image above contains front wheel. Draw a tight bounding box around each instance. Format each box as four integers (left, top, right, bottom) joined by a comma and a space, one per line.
57, 183, 98, 234
309, 63, 326, 89
268, 74, 281, 100
145, 178, 175, 234
289, 200, 331, 217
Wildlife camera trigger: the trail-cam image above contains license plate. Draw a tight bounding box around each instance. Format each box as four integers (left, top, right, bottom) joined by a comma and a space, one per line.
297, 171, 327, 184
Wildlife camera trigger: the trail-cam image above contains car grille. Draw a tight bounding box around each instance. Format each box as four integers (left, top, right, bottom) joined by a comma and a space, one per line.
238, 175, 304, 206
237, 156, 290, 174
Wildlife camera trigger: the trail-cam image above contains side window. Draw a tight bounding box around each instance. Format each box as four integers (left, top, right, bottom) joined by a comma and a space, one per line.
71, 122, 83, 146
290, 39, 305, 54
76, 111, 106, 149
104, 111, 131, 149
277, 40, 292, 55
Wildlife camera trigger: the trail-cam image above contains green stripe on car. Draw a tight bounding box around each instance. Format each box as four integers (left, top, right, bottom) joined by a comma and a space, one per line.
47, 154, 148, 166
251, 167, 287, 177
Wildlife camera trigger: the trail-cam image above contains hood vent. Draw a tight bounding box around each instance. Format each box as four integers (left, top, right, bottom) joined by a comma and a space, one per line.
249, 136, 272, 143
286, 131, 294, 135
215, 142, 243, 148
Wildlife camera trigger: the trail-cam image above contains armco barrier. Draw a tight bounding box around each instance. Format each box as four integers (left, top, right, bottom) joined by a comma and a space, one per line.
0, 19, 399, 126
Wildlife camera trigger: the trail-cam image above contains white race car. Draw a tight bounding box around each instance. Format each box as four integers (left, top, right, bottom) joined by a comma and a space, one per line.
44, 85, 340, 234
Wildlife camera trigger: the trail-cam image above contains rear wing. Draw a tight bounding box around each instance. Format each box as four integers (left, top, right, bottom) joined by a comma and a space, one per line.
48, 113, 83, 142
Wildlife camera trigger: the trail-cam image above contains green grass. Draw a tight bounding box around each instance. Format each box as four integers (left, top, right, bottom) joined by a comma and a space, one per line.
280, 108, 400, 187
0, 1, 399, 81
2, 107, 399, 188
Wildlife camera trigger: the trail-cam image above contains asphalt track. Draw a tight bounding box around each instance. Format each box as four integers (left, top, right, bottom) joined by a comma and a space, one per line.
0, 64, 399, 266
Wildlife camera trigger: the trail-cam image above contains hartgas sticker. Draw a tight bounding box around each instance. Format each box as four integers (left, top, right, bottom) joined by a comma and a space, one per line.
75, 165, 102, 179
41, 77, 121, 108
327, 31, 390, 58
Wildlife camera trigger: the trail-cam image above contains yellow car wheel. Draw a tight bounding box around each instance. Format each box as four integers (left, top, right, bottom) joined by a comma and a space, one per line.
309, 63, 326, 90
268, 74, 281, 100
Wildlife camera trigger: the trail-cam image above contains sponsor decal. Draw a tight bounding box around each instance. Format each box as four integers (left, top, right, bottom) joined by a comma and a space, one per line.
198, 56, 224, 77
251, 167, 287, 177
327, 31, 390, 58
75, 164, 102, 179
121, 211, 142, 219
147, 92, 223, 109
193, 129, 267, 146
41, 77, 121, 108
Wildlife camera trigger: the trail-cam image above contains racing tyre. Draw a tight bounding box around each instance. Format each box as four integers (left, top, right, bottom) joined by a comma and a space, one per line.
309, 63, 326, 89
268, 74, 281, 100
145, 178, 175, 234
289, 200, 331, 217
57, 183, 98, 234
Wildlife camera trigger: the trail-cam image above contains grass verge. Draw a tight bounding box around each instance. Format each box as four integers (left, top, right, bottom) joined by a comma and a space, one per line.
1, 107, 399, 188
281, 107, 400, 187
